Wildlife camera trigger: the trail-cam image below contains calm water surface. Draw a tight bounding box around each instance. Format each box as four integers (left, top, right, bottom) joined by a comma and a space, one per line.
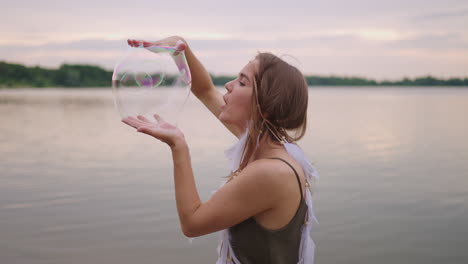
1, 87, 467, 264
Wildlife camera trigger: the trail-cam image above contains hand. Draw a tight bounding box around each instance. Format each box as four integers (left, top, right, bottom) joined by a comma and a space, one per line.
122, 114, 185, 148
127, 36, 187, 55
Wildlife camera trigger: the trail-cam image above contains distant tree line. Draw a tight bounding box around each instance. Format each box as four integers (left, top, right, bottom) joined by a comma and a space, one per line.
304, 75, 468, 86
1, 61, 467, 88
0, 62, 112, 87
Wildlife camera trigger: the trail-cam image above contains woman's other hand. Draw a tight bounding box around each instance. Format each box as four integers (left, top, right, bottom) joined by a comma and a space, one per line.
122, 114, 185, 148
127, 36, 187, 55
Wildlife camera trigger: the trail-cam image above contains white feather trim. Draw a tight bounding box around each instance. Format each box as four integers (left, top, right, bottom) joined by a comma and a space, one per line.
214, 130, 318, 264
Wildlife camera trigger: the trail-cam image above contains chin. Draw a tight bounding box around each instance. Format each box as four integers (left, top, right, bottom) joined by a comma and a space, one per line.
218, 111, 227, 123
219, 112, 235, 125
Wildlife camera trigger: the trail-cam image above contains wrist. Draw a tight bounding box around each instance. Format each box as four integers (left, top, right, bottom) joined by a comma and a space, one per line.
169, 136, 188, 151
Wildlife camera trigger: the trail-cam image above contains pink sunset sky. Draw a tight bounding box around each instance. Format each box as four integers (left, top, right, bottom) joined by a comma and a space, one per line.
1, 0, 467, 80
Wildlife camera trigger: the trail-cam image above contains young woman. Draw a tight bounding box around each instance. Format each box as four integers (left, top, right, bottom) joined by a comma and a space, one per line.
123, 36, 318, 264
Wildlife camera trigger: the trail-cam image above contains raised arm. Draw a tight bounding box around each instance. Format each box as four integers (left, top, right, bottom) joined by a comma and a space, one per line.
128, 37, 244, 138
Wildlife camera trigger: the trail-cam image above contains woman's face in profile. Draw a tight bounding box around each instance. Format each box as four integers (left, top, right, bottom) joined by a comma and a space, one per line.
219, 60, 258, 128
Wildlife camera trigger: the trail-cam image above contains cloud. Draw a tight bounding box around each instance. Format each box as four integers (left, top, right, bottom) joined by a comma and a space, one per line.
412, 8, 468, 21
384, 33, 468, 52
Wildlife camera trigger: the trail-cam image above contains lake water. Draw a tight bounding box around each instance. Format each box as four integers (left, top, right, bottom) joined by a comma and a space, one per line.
1, 87, 467, 264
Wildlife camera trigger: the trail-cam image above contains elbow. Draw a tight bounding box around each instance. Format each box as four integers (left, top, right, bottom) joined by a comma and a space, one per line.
182, 224, 200, 238
180, 204, 204, 238
182, 228, 197, 238
190, 86, 207, 99
181, 218, 207, 238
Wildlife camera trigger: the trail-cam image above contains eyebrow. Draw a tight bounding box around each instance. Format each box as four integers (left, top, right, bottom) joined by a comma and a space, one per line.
239, 72, 250, 83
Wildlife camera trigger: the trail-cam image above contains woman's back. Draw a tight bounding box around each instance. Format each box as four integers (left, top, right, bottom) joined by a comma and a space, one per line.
229, 158, 307, 264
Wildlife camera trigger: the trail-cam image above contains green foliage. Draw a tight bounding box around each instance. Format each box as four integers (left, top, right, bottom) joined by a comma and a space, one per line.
0, 62, 112, 88
305, 76, 378, 86
0, 61, 467, 88
210, 75, 235, 86
54, 64, 112, 87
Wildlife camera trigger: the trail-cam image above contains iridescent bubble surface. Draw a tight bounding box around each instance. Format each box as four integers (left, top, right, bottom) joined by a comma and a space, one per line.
112, 45, 191, 123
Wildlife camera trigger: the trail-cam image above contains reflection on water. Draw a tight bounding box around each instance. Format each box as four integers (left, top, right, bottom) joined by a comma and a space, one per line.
1, 87, 468, 264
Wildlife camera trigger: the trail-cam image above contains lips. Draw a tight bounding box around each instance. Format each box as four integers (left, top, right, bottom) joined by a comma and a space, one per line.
222, 95, 228, 108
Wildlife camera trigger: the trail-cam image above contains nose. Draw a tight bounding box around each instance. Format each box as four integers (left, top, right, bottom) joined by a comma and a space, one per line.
225, 80, 234, 92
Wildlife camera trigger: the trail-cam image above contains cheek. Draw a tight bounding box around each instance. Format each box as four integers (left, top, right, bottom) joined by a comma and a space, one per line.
221, 87, 253, 122
219, 100, 251, 123
236, 88, 253, 106
235, 103, 252, 122
237, 92, 253, 116
243, 97, 253, 115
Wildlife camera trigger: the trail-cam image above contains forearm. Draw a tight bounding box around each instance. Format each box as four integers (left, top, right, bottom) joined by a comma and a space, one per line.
170, 140, 201, 234
184, 46, 216, 98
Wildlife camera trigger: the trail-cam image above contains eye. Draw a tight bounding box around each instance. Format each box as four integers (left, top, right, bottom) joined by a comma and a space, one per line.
238, 76, 246, 86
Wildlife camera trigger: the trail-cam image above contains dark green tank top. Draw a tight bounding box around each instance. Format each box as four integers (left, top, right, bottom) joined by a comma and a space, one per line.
229, 158, 307, 264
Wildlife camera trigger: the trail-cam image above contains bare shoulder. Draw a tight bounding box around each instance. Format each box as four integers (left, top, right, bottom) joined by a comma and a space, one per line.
240, 158, 304, 192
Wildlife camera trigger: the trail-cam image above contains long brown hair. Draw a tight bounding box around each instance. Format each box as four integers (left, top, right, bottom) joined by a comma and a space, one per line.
234, 52, 309, 174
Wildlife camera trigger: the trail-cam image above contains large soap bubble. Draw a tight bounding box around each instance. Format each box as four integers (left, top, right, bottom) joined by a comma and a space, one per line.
112, 43, 191, 124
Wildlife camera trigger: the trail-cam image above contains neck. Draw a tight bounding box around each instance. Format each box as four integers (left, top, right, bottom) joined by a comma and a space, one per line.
252, 134, 286, 160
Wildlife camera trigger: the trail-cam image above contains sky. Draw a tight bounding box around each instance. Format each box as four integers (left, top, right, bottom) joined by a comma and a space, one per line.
1, 0, 467, 80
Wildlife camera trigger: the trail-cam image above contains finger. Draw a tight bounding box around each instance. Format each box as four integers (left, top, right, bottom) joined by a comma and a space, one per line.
137, 115, 151, 122
173, 41, 186, 56
175, 42, 186, 52
136, 126, 148, 133
129, 39, 138, 47
137, 126, 161, 138
129, 39, 141, 47
135, 39, 145, 47
153, 114, 164, 123
122, 118, 138, 129
126, 116, 146, 128
142, 41, 154, 48
127, 116, 146, 126
123, 117, 141, 128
